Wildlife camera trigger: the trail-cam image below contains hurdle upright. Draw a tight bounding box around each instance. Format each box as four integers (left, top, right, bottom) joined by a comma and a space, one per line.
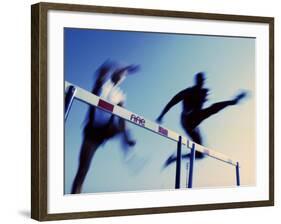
64, 81, 241, 189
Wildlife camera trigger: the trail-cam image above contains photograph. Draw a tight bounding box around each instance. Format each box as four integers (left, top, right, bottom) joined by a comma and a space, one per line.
64, 27, 256, 195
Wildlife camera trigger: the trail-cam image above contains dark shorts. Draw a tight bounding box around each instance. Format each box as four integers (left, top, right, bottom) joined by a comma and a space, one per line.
181, 112, 203, 131
83, 121, 122, 143
181, 103, 224, 131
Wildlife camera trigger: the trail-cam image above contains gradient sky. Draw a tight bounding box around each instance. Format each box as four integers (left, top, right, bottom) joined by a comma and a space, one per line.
64, 27, 255, 194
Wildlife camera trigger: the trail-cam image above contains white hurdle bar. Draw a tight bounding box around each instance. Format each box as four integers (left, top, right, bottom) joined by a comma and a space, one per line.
65, 81, 241, 188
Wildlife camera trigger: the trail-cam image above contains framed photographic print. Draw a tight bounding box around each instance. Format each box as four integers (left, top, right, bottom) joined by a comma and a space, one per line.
31, 2, 274, 221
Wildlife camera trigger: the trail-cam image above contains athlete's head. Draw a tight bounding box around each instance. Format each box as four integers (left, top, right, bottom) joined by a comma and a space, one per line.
195, 72, 206, 87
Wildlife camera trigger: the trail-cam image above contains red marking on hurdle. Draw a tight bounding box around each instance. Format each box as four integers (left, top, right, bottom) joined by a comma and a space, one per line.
158, 126, 168, 136
98, 99, 114, 112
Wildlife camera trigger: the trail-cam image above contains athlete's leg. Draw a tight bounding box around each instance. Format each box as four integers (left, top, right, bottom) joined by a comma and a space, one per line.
200, 92, 247, 122
118, 117, 135, 146
186, 128, 204, 158
71, 136, 103, 194
202, 100, 235, 119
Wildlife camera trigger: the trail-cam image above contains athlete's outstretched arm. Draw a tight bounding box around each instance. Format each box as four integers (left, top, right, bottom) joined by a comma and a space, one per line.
156, 90, 185, 123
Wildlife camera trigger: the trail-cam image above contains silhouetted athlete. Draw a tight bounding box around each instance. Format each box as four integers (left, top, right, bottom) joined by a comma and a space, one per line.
156, 72, 247, 168
71, 61, 140, 194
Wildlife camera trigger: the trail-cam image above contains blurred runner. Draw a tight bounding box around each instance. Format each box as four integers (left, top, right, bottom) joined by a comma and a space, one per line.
156, 72, 247, 167
71, 61, 140, 194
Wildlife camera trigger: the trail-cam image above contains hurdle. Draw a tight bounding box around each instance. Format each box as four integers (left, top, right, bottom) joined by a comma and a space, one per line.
64, 81, 241, 189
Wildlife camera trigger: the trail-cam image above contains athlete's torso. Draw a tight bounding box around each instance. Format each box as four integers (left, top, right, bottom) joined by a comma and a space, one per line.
182, 86, 208, 115
94, 79, 126, 125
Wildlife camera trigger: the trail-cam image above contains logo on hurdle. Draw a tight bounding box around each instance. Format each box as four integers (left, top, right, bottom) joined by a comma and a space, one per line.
130, 114, 145, 127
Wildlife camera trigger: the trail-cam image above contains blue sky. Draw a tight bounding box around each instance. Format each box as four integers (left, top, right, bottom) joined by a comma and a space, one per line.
64, 28, 255, 194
